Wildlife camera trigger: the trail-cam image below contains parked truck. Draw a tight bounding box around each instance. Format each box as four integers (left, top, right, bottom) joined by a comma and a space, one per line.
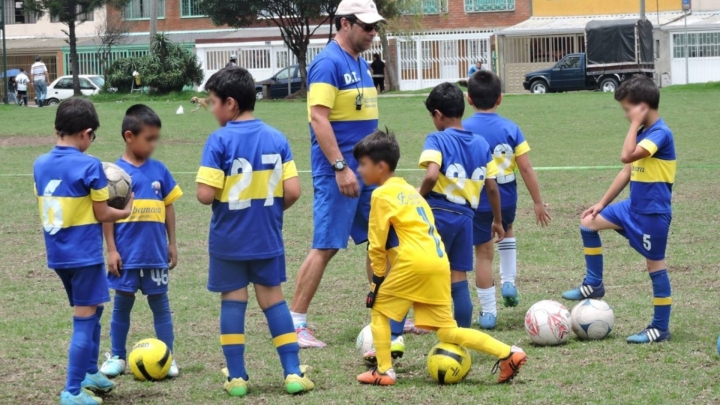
523, 19, 655, 94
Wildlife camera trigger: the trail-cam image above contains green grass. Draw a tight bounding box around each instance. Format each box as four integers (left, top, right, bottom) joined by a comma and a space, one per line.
2, 86, 720, 404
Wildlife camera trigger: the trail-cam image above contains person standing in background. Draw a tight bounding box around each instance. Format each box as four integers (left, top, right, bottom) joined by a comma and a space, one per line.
31, 56, 50, 107
371, 53, 385, 93
225, 55, 237, 68
8, 76, 18, 105
15, 69, 30, 107
468, 61, 486, 77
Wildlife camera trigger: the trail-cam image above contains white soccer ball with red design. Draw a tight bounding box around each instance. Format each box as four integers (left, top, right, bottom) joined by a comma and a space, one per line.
525, 300, 572, 346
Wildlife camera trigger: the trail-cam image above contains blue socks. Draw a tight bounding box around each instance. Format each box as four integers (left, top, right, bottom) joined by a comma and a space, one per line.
581, 226, 604, 286
390, 316, 405, 340
451, 281, 473, 328
650, 269, 672, 331
220, 300, 248, 380
87, 306, 104, 374
264, 301, 301, 378
148, 293, 174, 353
66, 315, 97, 395
110, 294, 135, 359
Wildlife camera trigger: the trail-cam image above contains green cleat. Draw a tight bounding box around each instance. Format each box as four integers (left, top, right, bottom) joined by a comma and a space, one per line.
285, 365, 314, 394
222, 367, 248, 397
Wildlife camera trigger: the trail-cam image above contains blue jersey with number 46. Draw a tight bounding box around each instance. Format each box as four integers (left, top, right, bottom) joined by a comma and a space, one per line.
196, 120, 299, 261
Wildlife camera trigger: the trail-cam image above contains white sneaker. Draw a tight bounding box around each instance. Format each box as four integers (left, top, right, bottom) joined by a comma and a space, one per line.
99, 353, 126, 377
168, 359, 179, 378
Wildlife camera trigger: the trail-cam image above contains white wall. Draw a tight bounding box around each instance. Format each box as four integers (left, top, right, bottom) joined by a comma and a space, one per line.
5, 9, 103, 39
693, 0, 720, 12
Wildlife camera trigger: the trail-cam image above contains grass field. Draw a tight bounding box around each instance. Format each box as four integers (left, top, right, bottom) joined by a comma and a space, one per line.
2, 86, 720, 404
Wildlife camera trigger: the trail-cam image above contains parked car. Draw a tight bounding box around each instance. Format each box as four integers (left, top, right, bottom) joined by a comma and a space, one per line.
255, 65, 302, 99
45, 75, 112, 105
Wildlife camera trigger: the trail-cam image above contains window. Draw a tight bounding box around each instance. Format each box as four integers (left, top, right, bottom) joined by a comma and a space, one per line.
557, 55, 580, 69
400, 0, 448, 15
122, 0, 165, 20
464, 0, 514, 12
79, 78, 96, 90
673, 32, 720, 58
275, 67, 294, 80
50, 7, 94, 23
3, 0, 37, 24
181, 0, 205, 17
54, 78, 73, 89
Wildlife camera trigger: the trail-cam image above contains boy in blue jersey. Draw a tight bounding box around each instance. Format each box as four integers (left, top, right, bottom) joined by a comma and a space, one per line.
562, 76, 676, 344
464, 71, 551, 329
34, 98, 133, 405
195, 67, 314, 397
100, 105, 183, 378
418, 82, 504, 329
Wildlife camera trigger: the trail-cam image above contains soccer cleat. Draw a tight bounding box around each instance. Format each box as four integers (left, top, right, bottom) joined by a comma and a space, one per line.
357, 368, 397, 386
99, 353, 126, 378
403, 318, 430, 335
626, 327, 671, 344
60, 390, 102, 405
167, 359, 179, 377
81, 372, 115, 394
492, 346, 527, 384
222, 368, 248, 397
285, 365, 314, 394
478, 312, 497, 330
561, 283, 605, 301
296, 325, 327, 348
501, 282, 520, 307
362, 336, 406, 366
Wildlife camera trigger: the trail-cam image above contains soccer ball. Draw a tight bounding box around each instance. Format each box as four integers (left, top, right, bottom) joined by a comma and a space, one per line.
525, 300, 572, 346
356, 325, 375, 366
128, 338, 172, 381
426, 343, 471, 384
102, 162, 132, 209
570, 299, 614, 340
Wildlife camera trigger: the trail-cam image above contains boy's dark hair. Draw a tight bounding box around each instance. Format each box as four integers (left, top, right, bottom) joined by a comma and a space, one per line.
614, 76, 660, 109
425, 82, 465, 118
20, 68, 24, 72
467, 70, 502, 110
121, 104, 161, 140
55, 98, 99, 137
353, 128, 400, 171
205, 66, 256, 113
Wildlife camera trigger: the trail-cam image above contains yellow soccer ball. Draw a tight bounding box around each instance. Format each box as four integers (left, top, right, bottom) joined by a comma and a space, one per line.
427, 343, 471, 384
128, 338, 172, 381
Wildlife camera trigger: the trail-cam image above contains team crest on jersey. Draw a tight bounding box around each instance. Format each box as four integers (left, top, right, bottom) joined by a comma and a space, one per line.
152, 181, 161, 195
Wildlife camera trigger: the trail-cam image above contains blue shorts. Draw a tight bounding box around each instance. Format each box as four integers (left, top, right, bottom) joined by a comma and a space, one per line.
208, 255, 286, 292
433, 209, 474, 272
55, 264, 110, 307
600, 200, 671, 261
472, 206, 517, 245
312, 174, 373, 249
108, 269, 169, 295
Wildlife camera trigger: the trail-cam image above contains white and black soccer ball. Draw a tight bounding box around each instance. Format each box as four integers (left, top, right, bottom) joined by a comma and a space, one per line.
525, 300, 572, 346
356, 324, 374, 355
102, 162, 132, 209
570, 299, 614, 340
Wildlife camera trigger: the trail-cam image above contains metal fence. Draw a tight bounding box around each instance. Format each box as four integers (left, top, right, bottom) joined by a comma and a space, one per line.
63, 48, 150, 75
0, 54, 58, 103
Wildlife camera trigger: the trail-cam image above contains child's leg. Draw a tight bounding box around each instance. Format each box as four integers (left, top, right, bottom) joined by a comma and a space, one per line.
498, 225, 516, 285
474, 242, 497, 320
436, 326, 511, 359
580, 225, 604, 286
220, 289, 248, 380
148, 293, 174, 353
110, 292, 135, 360
648, 262, 671, 331
371, 310, 393, 373
87, 305, 104, 374
255, 284, 301, 378
68, 306, 99, 395
451, 271, 473, 328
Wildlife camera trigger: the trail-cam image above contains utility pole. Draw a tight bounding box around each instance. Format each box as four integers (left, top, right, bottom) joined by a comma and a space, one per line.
640, 0, 646, 19
1, 0, 8, 104
149, 0, 157, 46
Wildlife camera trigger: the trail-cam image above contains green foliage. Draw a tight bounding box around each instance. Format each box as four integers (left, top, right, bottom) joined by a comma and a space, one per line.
107, 34, 204, 94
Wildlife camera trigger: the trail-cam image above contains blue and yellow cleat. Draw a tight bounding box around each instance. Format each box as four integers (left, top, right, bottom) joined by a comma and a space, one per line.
626, 327, 670, 344
478, 312, 497, 330
561, 283, 605, 301
501, 282, 520, 307
60, 389, 102, 405
81, 372, 115, 394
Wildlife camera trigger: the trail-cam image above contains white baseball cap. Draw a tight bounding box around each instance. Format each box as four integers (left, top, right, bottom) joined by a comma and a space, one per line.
230, 54, 237, 59
337, 0, 385, 24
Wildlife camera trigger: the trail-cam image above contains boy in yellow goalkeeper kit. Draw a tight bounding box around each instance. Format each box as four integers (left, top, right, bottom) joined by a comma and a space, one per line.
353, 129, 528, 386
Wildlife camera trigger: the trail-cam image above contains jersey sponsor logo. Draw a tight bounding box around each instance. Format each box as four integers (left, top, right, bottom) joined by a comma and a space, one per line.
397, 191, 423, 206
343, 71, 361, 85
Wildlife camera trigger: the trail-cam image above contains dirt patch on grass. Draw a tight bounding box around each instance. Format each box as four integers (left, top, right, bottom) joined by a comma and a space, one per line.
0, 136, 55, 148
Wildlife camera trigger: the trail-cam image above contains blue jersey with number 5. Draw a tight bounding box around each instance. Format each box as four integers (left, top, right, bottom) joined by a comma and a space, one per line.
196, 120, 299, 261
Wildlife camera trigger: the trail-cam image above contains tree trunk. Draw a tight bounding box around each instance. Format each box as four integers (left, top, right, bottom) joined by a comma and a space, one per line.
69, 21, 81, 96
298, 51, 308, 92
380, 32, 399, 91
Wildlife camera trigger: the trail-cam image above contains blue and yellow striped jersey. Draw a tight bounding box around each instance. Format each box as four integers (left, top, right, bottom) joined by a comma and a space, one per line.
463, 112, 531, 212
33, 146, 109, 269
418, 128, 498, 216
631, 118, 676, 214
112, 159, 182, 270
307, 41, 379, 176
196, 120, 299, 260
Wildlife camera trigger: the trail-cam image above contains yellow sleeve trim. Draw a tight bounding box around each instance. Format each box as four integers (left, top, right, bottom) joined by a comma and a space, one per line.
486, 160, 499, 179
308, 82, 338, 109
418, 150, 442, 169
196, 166, 225, 189
90, 187, 109, 202
638, 139, 658, 156
164, 185, 183, 205
515, 140, 531, 157
282, 161, 299, 181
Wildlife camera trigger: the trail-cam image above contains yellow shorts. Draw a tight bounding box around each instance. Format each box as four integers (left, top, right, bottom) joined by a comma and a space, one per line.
373, 295, 457, 331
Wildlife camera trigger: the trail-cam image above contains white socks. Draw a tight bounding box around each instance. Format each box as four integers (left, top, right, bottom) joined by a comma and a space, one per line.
476, 287, 497, 316
498, 238, 517, 285
290, 311, 307, 328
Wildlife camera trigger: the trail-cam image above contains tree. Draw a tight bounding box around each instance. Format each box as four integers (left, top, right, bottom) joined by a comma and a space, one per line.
199, 0, 340, 93
24, 0, 130, 96
93, 8, 129, 86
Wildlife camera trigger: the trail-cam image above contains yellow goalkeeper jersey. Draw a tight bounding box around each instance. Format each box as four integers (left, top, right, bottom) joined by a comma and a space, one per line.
368, 177, 451, 305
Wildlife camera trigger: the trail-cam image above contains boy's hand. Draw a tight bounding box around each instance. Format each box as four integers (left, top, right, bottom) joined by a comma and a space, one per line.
107, 251, 122, 277
366, 274, 385, 308
534, 202, 552, 227
628, 104, 649, 127
336, 169, 359, 198
120, 193, 135, 219
582, 202, 605, 219
168, 243, 178, 270
492, 221, 505, 243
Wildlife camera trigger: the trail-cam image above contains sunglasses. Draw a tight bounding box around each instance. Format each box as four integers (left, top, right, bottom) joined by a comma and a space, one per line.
89, 130, 96, 143
351, 19, 380, 33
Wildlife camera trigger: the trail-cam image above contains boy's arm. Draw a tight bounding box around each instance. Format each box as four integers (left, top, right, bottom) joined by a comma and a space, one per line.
418, 162, 440, 197
102, 222, 121, 277
366, 195, 393, 308
93, 195, 134, 223
165, 203, 178, 270
620, 107, 652, 164
484, 178, 505, 242
516, 153, 551, 227
196, 184, 217, 205
583, 164, 631, 219
283, 177, 301, 210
